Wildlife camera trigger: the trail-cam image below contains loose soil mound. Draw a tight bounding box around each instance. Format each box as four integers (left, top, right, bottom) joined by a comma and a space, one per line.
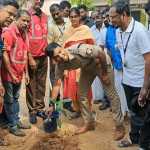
31, 133, 80, 150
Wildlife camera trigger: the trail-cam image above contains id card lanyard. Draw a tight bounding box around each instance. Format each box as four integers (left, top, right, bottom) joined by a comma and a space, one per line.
120, 20, 135, 67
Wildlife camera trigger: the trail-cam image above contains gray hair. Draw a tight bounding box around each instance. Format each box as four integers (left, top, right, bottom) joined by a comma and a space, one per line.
15, 9, 30, 20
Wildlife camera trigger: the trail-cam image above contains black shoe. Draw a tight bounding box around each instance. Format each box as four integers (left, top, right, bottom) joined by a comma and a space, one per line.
9, 126, 26, 137
17, 121, 31, 129
63, 102, 74, 112
93, 100, 102, 104
29, 113, 37, 124
99, 102, 110, 110
37, 111, 47, 120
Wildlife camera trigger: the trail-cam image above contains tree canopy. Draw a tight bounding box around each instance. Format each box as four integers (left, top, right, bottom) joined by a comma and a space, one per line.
69, 0, 93, 8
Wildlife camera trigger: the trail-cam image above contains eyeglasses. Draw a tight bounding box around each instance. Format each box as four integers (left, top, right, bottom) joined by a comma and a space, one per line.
109, 14, 119, 19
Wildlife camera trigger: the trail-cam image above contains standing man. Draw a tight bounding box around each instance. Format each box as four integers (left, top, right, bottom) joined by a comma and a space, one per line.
48, 3, 70, 93
109, 1, 150, 148
78, 4, 94, 28
27, 0, 48, 124
90, 11, 110, 110
0, 0, 19, 145
2, 9, 31, 136
100, 8, 128, 116
48, 4, 69, 45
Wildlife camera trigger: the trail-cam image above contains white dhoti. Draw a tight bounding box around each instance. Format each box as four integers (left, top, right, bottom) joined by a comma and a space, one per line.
114, 69, 128, 115
92, 76, 104, 101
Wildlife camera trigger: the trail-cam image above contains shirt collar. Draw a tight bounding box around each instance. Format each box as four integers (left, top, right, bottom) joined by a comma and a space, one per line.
10, 23, 24, 37
92, 24, 104, 32
119, 17, 134, 33
11, 23, 20, 35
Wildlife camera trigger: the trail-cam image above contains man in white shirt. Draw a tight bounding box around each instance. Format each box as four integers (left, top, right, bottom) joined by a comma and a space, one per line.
90, 11, 110, 110
109, 1, 150, 149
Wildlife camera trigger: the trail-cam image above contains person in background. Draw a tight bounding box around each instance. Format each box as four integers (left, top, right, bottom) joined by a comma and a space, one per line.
48, 3, 69, 46
78, 4, 94, 28
62, 7, 94, 119
145, 1, 150, 31
48, 3, 71, 112
27, 0, 48, 124
90, 11, 110, 110
102, 7, 110, 28
0, 0, 19, 145
100, 8, 128, 116
90, 10, 125, 141
90, 11, 97, 22
109, 1, 150, 148
138, 2, 150, 150
60, 1, 71, 18
2, 9, 31, 137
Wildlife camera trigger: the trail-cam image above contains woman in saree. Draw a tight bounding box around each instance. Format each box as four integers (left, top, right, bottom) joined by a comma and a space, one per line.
63, 7, 95, 119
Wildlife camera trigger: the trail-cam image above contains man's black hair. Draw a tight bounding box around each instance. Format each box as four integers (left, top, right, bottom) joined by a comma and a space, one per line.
46, 42, 61, 58
112, 0, 130, 16
60, 1, 71, 9
0, 0, 19, 9
145, 1, 150, 14
78, 4, 88, 11
49, 3, 61, 13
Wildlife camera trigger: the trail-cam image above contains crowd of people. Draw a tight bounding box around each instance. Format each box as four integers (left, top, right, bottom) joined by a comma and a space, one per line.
0, 0, 150, 150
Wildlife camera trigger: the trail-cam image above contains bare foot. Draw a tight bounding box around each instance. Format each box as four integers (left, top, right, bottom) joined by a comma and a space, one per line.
75, 124, 95, 135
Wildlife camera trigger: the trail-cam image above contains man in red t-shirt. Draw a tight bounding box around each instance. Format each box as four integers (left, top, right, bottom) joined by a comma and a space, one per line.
27, 0, 48, 124
0, 0, 19, 145
2, 10, 31, 137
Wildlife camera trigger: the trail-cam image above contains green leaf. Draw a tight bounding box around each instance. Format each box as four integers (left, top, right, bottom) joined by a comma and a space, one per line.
69, 0, 93, 9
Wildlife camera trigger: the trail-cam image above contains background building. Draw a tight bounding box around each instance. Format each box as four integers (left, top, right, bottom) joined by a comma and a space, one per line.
94, 0, 149, 26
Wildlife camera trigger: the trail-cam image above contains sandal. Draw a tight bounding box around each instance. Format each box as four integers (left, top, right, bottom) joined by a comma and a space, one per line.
0, 138, 9, 146
118, 139, 132, 148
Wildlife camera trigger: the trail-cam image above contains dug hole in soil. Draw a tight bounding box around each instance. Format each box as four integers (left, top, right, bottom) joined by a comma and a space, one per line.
30, 133, 80, 150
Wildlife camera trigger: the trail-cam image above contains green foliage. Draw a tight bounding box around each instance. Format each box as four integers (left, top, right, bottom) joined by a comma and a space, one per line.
69, 0, 93, 9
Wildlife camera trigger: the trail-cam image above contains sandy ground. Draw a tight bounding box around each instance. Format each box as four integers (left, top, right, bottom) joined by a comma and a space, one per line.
0, 81, 138, 150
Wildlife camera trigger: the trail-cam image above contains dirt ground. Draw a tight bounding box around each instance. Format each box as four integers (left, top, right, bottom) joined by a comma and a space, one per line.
0, 108, 138, 150
0, 81, 138, 150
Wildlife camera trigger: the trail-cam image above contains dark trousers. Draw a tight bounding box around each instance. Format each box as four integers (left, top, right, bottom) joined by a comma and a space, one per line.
0, 108, 9, 126
3, 82, 21, 127
123, 84, 144, 144
139, 102, 150, 149
26, 56, 48, 114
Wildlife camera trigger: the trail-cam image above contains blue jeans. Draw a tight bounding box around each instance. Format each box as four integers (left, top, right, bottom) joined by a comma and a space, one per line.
3, 82, 21, 127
